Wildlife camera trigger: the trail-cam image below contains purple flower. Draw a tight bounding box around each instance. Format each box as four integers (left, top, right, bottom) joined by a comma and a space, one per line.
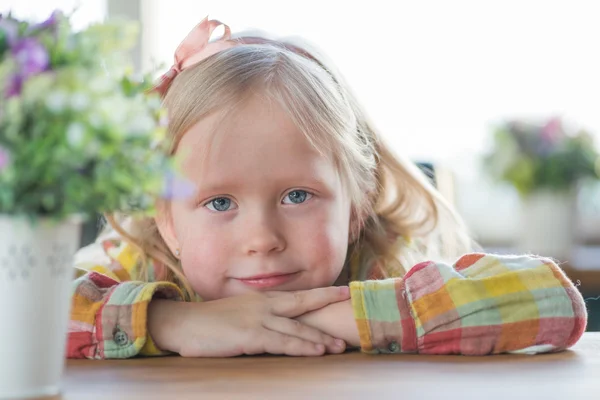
12, 38, 49, 79
27, 10, 61, 33
161, 171, 196, 200
0, 147, 11, 170
5, 73, 23, 98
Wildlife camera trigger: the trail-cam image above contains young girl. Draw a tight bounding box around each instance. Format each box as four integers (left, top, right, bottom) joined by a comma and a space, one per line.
68, 17, 586, 359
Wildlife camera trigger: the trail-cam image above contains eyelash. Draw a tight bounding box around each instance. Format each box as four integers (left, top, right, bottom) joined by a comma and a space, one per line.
202, 189, 314, 212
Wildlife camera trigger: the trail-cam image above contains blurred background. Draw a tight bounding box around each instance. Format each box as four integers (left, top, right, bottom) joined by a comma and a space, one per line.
3, 0, 600, 329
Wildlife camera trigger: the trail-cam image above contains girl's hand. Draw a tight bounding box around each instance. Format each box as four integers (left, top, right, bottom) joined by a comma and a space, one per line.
148, 286, 350, 357
296, 299, 361, 348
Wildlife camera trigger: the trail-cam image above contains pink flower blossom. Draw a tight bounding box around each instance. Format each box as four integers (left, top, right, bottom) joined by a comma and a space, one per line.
0, 147, 10, 170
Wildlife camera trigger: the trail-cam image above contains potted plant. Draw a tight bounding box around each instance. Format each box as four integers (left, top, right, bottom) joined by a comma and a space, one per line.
0, 10, 171, 398
484, 116, 599, 260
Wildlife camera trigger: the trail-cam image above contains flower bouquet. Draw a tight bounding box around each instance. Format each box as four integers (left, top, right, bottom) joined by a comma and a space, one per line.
484, 117, 599, 196
484, 117, 599, 260
0, 10, 171, 398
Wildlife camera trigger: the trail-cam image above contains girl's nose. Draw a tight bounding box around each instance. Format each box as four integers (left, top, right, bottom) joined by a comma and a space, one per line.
241, 214, 286, 256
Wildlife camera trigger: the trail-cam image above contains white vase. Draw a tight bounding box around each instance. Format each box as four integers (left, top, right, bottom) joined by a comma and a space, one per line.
518, 190, 575, 262
0, 216, 81, 399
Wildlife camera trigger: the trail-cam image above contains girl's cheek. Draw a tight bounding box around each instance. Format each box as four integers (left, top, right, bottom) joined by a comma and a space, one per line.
176, 218, 230, 298
304, 214, 348, 280
180, 249, 222, 301
181, 231, 223, 272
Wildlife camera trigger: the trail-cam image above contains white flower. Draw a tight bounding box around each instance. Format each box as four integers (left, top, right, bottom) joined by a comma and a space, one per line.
84, 139, 101, 157
88, 75, 113, 93
88, 112, 104, 129
127, 114, 155, 136
66, 123, 86, 147
70, 92, 90, 111
146, 96, 162, 109
98, 97, 127, 125
45, 90, 68, 113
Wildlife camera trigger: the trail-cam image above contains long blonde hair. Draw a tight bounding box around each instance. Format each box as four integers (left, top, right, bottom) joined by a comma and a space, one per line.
106, 37, 474, 298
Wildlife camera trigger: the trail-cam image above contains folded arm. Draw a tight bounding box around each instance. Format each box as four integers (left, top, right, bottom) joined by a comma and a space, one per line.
300, 253, 587, 355
68, 240, 183, 359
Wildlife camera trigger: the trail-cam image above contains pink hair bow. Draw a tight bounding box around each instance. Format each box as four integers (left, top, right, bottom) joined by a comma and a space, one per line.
153, 17, 235, 97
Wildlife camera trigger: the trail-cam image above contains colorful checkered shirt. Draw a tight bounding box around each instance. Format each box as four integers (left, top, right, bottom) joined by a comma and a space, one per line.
69, 239, 183, 359
350, 253, 586, 354
68, 238, 586, 359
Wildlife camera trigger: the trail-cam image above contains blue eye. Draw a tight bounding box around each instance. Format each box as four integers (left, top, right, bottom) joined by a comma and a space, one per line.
283, 190, 312, 205
205, 197, 235, 212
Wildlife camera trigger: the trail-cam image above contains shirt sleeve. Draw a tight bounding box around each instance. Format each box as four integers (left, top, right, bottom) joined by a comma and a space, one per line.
68, 240, 183, 359
350, 253, 587, 355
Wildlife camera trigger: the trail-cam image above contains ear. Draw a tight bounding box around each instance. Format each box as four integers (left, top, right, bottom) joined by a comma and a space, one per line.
154, 200, 181, 257
348, 207, 361, 245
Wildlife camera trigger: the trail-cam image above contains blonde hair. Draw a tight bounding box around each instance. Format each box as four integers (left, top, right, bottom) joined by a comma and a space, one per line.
106, 37, 474, 298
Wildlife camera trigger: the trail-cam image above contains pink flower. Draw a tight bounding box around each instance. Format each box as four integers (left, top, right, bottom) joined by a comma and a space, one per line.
0, 147, 10, 170
540, 117, 563, 144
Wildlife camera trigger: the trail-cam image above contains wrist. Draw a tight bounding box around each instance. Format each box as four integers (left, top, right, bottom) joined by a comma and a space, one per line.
147, 299, 189, 354
333, 299, 361, 347
297, 299, 360, 347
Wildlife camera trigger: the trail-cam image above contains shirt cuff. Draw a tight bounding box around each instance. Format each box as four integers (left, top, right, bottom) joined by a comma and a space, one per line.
350, 278, 417, 354
97, 281, 183, 359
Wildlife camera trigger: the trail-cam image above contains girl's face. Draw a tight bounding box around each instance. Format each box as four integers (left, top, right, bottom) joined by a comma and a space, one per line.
156, 95, 352, 300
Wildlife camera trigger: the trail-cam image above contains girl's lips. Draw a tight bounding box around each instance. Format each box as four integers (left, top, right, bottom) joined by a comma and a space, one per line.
236, 272, 300, 289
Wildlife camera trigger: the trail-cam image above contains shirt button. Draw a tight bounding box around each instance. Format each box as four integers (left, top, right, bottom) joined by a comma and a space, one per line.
388, 341, 401, 353
114, 329, 129, 347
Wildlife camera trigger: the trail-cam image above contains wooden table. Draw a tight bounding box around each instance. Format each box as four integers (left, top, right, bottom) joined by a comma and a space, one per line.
54, 333, 600, 400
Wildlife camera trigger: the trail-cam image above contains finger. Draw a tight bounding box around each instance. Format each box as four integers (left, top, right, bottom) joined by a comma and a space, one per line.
271, 286, 350, 318
261, 329, 327, 357
264, 316, 346, 354
263, 291, 286, 298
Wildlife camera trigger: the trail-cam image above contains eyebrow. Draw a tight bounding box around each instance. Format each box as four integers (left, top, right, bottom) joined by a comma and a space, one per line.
192, 176, 333, 201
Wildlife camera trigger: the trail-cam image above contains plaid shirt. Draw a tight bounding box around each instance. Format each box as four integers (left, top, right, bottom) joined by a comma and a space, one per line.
68, 239, 586, 359
69, 239, 183, 359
